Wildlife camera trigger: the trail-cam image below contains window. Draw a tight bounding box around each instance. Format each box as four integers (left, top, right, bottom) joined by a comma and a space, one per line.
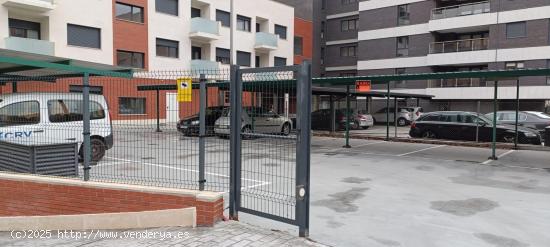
156, 38, 179, 58
255, 56, 261, 67
505, 61, 525, 70
341, 19, 358, 31
547, 60, 550, 85
294, 36, 303, 55
119, 98, 146, 115
117, 50, 144, 68
340, 72, 356, 77
506, 22, 526, 38
216, 48, 230, 64
155, 0, 178, 16
216, 10, 230, 27
340, 46, 357, 57
237, 51, 251, 67
398, 5, 410, 26
237, 15, 251, 32
321, 21, 325, 38
274, 57, 287, 67
67, 24, 101, 49
275, 24, 287, 39
9, 19, 40, 39
0, 101, 40, 127
342, 0, 357, 4
115, 2, 144, 23
48, 100, 105, 123
397, 36, 409, 57
191, 7, 201, 18
395, 68, 406, 87
320, 47, 325, 65
69, 85, 103, 95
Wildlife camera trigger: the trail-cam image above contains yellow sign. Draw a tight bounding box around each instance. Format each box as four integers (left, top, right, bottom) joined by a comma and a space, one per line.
177, 78, 192, 102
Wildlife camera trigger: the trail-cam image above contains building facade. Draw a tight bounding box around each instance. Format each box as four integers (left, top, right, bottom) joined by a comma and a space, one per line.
314, 0, 550, 113
0, 0, 296, 121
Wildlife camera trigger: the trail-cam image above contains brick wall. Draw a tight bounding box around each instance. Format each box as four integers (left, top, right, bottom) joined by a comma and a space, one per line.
0, 176, 224, 226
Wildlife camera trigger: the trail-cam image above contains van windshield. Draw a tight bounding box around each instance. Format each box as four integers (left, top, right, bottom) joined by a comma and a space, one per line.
0, 101, 40, 127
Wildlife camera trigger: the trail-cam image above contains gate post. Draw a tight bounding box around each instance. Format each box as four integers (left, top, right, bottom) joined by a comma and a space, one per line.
82, 72, 91, 181
229, 65, 242, 220
296, 61, 312, 237
199, 74, 207, 191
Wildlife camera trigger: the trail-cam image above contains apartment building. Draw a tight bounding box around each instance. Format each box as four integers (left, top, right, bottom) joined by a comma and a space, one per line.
0, 0, 294, 70
358, 0, 550, 112
273, 0, 314, 66
0, 0, 295, 121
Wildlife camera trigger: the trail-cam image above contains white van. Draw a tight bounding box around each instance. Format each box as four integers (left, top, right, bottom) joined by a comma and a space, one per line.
0, 93, 113, 161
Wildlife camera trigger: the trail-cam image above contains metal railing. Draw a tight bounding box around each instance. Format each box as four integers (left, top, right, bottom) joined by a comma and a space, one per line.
431, 1, 490, 20
190, 17, 220, 36
429, 38, 489, 54
255, 32, 278, 48
429, 78, 487, 88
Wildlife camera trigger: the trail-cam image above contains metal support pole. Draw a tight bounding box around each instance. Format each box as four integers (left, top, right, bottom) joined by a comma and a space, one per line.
11, 81, 17, 93
394, 97, 398, 138
82, 73, 91, 181
490, 81, 499, 160
476, 101, 480, 142
156, 89, 161, 132
514, 79, 520, 150
296, 61, 312, 238
416, 98, 420, 107
330, 95, 335, 133
199, 74, 207, 191
229, 65, 241, 220
386, 83, 390, 141
343, 85, 351, 148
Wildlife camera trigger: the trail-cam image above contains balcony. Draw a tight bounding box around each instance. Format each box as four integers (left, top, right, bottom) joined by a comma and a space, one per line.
429, 38, 489, 54
2, 0, 55, 12
189, 17, 220, 43
190, 59, 220, 71
5, 37, 54, 56
431, 1, 490, 20
429, 78, 487, 88
255, 32, 278, 52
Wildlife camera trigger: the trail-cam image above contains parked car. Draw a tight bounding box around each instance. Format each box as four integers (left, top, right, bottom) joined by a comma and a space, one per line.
484, 111, 550, 137
402, 107, 424, 122
311, 109, 373, 130
177, 106, 226, 136
214, 107, 293, 137
409, 111, 542, 145
372, 107, 413, 126
0, 93, 113, 161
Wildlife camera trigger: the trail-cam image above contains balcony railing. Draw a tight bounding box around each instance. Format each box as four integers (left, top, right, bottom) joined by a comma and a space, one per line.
429, 78, 487, 88
255, 32, 278, 51
2, 0, 55, 12
5, 37, 54, 56
429, 38, 489, 54
431, 1, 490, 20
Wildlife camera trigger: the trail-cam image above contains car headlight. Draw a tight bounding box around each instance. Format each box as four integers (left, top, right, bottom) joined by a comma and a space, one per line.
523, 131, 537, 137
191, 120, 200, 125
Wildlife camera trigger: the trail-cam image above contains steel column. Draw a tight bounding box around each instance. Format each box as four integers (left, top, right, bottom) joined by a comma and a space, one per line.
82, 72, 91, 181
490, 81, 499, 160
330, 95, 335, 133
229, 65, 242, 219
11, 81, 17, 93
394, 97, 398, 138
343, 85, 351, 148
386, 83, 390, 141
199, 74, 207, 191
514, 79, 520, 149
296, 61, 312, 238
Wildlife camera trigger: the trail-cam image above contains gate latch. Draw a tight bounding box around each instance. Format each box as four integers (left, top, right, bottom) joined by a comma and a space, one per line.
296, 185, 306, 201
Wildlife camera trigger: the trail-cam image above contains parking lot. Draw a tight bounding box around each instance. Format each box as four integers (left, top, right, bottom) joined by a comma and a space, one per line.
86, 127, 550, 247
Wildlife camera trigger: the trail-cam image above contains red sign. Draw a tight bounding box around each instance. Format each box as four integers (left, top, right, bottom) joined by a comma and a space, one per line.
355, 80, 372, 92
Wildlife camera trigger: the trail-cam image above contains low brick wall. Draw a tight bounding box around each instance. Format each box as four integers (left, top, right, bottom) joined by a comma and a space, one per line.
0, 173, 224, 227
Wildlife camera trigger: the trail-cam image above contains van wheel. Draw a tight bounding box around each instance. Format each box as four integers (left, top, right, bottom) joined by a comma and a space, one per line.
79, 139, 106, 163
281, 123, 291, 136
242, 126, 252, 140
397, 118, 408, 127
422, 130, 437, 139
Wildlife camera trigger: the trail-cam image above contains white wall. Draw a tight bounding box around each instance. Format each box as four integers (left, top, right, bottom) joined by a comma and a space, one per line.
49, 0, 114, 64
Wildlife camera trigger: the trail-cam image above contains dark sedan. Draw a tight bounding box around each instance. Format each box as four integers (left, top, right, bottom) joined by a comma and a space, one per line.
485, 111, 550, 137
410, 111, 542, 145
177, 106, 226, 136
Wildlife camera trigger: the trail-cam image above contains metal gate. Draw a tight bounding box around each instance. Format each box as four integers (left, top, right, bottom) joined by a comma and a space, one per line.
228, 62, 311, 237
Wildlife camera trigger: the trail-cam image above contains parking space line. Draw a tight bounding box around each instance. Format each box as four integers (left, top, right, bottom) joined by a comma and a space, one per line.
396, 145, 447, 157
315, 140, 387, 153
481, 150, 515, 165
104, 156, 271, 189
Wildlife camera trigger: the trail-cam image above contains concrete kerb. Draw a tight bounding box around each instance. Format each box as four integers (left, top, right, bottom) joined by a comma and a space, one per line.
314, 132, 550, 151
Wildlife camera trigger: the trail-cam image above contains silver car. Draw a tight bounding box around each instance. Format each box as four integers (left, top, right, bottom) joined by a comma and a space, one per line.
214, 107, 293, 137
372, 107, 413, 126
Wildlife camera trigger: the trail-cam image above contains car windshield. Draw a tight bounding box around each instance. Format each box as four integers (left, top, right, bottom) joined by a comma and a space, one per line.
476, 114, 493, 124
